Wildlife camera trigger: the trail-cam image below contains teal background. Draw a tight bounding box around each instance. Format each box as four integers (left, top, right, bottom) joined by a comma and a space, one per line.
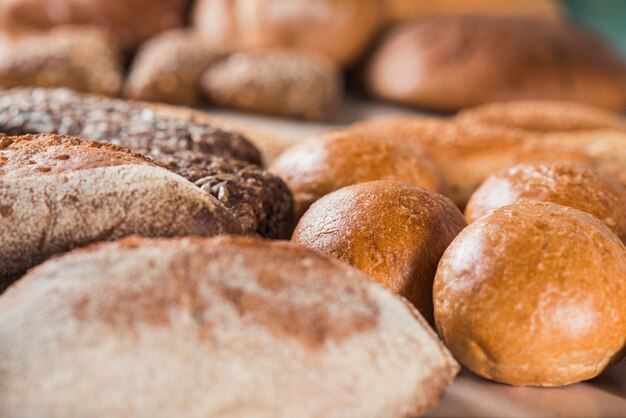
563, 0, 626, 57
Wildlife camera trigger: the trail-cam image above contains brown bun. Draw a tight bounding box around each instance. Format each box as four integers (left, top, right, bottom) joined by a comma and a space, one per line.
270, 130, 448, 220
0, 26, 122, 96
465, 162, 626, 242
434, 201, 626, 387
386, 0, 564, 23
293, 180, 466, 324
0, 235, 459, 417
201, 49, 343, 121
0, 134, 242, 287
457, 100, 626, 133
365, 17, 626, 111
125, 29, 223, 105
0, 0, 189, 52
349, 117, 626, 207
192, 0, 385, 66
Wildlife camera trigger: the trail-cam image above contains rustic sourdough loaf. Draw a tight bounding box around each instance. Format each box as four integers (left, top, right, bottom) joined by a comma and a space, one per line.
0, 134, 241, 287
0, 235, 458, 417
293, 180, 466, 324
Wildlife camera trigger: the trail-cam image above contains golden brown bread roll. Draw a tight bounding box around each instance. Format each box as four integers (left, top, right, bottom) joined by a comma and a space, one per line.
192, 0, 385, 66
349, 117, 626, 207
365, 17, 626, 111
0, 235, 459, 417
465, 162, 626, 242
385, 0, 564, 23
270, 130, 448, 220
0, 134, 241, 287
434, 201, 626, 387
125, 29, 224, 105
0, 26, 122, 96
201, 49, 343, 121
293, 180, 467, 324
0, 0, 189, 52
457, 100, 626, 133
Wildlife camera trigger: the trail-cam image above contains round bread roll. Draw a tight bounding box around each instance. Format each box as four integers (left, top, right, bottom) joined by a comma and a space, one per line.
0, 235, 459, 417
0, 0, 189, 52
434, 201, 626, 387
385, 0, 564, 23
465, 162, 626, 242
270, 130, 448, 220
365, 16, 626, 111
293, 180, 467, 324
0, 26, 123, 96
0, 134, 241, 287
125, 29, 223, 105
457, 100, 626, 132
192, 0, 385, 66
201, 49, 343, 121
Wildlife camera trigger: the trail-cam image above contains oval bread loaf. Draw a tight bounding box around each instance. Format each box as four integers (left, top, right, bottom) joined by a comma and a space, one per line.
0, 235, 459, 418
0, 134, 241, 286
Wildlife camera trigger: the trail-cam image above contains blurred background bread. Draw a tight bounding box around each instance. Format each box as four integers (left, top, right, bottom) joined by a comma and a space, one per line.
0, 235, 458, 417
293, 180, 466, 324
365, 16, 626, 111
434, 201, 626, 387
192, 0, 385, 67
465, 162, 626, 242
270, 130, 447, 220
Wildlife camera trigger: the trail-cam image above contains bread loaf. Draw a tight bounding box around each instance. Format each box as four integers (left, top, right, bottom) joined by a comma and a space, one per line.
0, 235, 459, 417
201, 49, 342, 121
192, 0, 385, 66
434, 201, 626, 386
365, 17, 626, 111
271, 130, 447, 219
0, 26, 122, 96
0, 0, 189, 52
125, 29, 223, 105
457, 100, 626, 133
293, 180, 466, 324
0, 134, 241, 287
465, 162, 626, 242
349, 117, 626, 207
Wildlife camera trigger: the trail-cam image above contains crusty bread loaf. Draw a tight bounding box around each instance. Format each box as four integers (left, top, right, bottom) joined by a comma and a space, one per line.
0, 26, 122, 96
457, 100, 626, 132
365, 17, 626, 111
349, 117, 626, 207
0, 235, 459, 417
434, 201, 626, 386
125, 29, 224, 105
465, 162, 626, 242
271, 130, 447, 219
201, 49, 343, 121
385, 0, 564, 23
0, 0, 189, 52
293, 180, 466, 324
192, 0, 385, 66
0, 134, 241, 286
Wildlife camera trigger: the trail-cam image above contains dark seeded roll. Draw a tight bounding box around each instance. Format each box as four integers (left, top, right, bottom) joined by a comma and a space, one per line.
156, 151, 294, 238
0, 87, 262, 165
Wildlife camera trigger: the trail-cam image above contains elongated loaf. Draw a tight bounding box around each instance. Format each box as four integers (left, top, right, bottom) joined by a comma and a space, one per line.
0, 236, 458, 418
0, 134, 241, 286
349, 117, 626, 207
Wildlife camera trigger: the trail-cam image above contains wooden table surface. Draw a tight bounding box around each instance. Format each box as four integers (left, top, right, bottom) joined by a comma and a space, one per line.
211, 98, 626, 418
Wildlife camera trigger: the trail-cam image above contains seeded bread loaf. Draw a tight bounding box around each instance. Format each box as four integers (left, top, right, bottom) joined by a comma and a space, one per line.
125, 29, 224, 105
0, 134, 241, 287
0, 235, 459, 417
201, 50, 343, 121
0, 26, 122, 96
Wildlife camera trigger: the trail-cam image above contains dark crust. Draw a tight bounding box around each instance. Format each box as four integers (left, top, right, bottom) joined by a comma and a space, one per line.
0, 87, 262, 166
157, 151, 294, 239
